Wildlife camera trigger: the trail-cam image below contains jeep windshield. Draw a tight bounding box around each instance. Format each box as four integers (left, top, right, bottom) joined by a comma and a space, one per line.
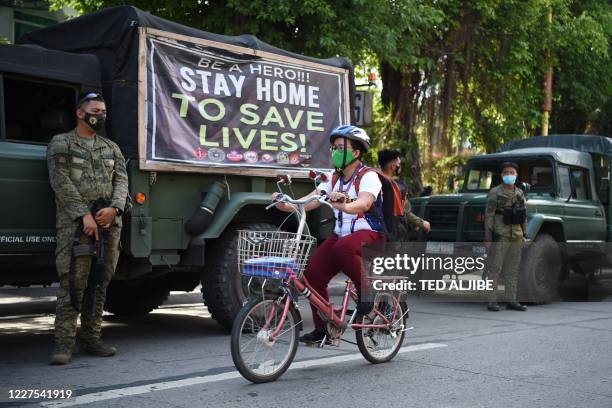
462, 158, 555, 194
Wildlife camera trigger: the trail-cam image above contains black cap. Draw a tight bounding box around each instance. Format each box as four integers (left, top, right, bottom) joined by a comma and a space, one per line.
77, 92, 105, 108
500, 161, 519, 172
378, 149, 401, 168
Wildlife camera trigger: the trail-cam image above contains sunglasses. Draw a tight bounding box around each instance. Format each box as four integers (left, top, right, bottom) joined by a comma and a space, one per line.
78, 92, 104, 106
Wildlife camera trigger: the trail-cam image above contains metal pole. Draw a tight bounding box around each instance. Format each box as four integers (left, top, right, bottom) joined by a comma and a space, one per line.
542, 6, 553, 136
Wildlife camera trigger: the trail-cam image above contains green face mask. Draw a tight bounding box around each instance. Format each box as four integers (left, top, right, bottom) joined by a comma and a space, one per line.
332, 148, 355, 169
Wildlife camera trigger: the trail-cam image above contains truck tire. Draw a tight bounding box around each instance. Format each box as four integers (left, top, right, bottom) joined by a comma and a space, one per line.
202, 223, 277, 330
105, 278, 170, 316
519, 234, 561, 303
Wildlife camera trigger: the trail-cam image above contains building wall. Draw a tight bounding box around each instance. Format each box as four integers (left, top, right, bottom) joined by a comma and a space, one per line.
0, 5, 74, 44
0, 7, 13, 43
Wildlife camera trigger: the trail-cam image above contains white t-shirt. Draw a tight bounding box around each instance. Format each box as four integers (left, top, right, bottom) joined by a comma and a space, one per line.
318, 169, 382, 237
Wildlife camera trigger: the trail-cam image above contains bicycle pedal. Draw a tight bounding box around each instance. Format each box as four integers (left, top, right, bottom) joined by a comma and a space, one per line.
319, 335, 327, 348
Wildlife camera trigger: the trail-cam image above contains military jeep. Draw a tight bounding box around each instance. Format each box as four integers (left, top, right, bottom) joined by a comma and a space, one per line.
410, 134, 612, 302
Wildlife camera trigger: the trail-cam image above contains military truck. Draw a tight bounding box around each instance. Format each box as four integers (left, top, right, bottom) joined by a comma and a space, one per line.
410, 134, 612, 302
0, 6, 350, 329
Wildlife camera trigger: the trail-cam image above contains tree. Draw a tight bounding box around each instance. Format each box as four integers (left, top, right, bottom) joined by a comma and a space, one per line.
551, 0, 611, 135
50, 0, 422, 63
376, 0, 611, 194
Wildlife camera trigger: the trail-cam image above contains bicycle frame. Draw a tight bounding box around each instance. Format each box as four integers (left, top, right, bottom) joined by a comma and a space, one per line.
263, 274, 403, 341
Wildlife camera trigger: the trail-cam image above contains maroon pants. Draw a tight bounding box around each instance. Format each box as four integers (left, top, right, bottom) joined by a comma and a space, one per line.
303, 230, 383, 329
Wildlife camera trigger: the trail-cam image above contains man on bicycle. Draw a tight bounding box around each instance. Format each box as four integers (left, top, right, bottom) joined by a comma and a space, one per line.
272, 125, 383, 345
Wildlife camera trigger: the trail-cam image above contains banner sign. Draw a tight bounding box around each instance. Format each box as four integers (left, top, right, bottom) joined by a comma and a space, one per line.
140, 29, 350, 172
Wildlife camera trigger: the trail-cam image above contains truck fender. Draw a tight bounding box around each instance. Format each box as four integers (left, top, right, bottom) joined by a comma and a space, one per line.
527, 214, 566, 241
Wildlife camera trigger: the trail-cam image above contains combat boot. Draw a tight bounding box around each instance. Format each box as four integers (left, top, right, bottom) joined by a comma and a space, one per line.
487, 302, 500, 312
79, 337, 117, 357
299, 328, 331, 345
506, 302, 527, 311
50, 343, 73, 365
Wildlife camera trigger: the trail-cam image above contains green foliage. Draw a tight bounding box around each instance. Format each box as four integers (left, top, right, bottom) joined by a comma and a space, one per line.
451, 0, 611, 149
430, 154, 469, 193
551, 0, 612, 134
49, 0, 439, 65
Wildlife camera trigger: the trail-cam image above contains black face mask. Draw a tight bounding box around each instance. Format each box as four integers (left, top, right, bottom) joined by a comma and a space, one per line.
83, 112, 106, 131
394, 165, 402, 176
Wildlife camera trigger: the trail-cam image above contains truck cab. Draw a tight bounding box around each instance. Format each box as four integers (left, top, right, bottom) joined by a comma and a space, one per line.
0, 44, 102, 285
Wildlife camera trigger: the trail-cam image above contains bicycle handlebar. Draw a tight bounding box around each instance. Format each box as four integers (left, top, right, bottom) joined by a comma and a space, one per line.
266, 191, 332, 211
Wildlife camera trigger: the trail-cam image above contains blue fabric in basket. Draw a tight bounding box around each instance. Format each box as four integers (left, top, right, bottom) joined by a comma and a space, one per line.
243, 256, 297, 279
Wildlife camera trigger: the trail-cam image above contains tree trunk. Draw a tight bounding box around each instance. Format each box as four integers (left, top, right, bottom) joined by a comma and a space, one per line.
380, 62, 423, 197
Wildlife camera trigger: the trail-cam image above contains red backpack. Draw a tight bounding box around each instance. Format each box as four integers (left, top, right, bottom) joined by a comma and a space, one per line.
331, 166, 409, 240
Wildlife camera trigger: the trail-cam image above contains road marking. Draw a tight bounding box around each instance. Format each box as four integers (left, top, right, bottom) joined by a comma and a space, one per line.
41, 342, 447, 407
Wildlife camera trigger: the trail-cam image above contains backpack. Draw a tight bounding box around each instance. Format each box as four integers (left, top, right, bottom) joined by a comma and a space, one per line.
331, 166, 410, 241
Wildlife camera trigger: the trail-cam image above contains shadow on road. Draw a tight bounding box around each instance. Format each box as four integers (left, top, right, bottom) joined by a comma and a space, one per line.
0, 289, 228, 361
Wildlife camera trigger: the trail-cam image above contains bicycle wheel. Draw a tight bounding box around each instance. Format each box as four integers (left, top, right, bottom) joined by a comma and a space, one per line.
231, 296, 300, 383
355, 292, 407, 364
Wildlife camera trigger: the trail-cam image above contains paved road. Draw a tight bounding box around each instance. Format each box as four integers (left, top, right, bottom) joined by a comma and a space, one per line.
1, 277, 611, 408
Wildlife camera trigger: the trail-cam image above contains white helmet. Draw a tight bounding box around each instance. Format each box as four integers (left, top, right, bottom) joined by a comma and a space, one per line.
329, 125, 371, 152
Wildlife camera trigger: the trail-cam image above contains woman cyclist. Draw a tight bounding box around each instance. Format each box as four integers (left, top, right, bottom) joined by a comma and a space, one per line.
272, 125, 384, 345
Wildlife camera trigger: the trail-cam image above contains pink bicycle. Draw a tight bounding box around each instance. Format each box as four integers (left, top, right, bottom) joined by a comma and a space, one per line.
230, 174, 410, 383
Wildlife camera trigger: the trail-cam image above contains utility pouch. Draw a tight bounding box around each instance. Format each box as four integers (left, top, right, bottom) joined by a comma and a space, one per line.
502, 202, 526, 225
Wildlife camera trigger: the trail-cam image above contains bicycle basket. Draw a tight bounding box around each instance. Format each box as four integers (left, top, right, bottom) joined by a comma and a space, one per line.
238, 230, 316, 279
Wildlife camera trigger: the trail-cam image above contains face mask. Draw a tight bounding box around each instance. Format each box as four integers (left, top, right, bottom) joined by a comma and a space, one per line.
332, 148, 355, 169
502, 175, 517, 185
83, 112, 106, 131
394, 165, 401, 176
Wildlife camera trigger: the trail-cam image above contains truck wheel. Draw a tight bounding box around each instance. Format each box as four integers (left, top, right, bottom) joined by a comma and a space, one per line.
519, 234, 561, 303
105, 278, 170, 316
202, 223, 277, 330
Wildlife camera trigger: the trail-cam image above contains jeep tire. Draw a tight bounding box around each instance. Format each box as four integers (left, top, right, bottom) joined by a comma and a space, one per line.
201, 223, 277, 330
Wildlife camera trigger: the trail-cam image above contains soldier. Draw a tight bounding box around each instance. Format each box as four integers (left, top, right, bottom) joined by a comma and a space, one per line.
47, 92, 129, 364
378, 149, 431, 233
484, 161, 528, 312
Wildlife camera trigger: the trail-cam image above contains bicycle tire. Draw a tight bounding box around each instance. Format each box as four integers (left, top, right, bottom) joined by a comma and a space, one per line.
355, 293, 407, 364
231, 296, 300, 383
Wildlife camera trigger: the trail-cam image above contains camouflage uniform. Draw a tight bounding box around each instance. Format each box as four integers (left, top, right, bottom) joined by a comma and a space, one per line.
47, 130, 128, 348
395, 178, 425, 229
405, 200, 425, 229
484, 184, 528, 302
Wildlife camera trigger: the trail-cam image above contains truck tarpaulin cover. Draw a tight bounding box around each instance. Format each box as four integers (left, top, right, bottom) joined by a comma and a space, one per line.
18, 6, 354, 169
144, 30, 349, 169
500, 134, 612, 157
